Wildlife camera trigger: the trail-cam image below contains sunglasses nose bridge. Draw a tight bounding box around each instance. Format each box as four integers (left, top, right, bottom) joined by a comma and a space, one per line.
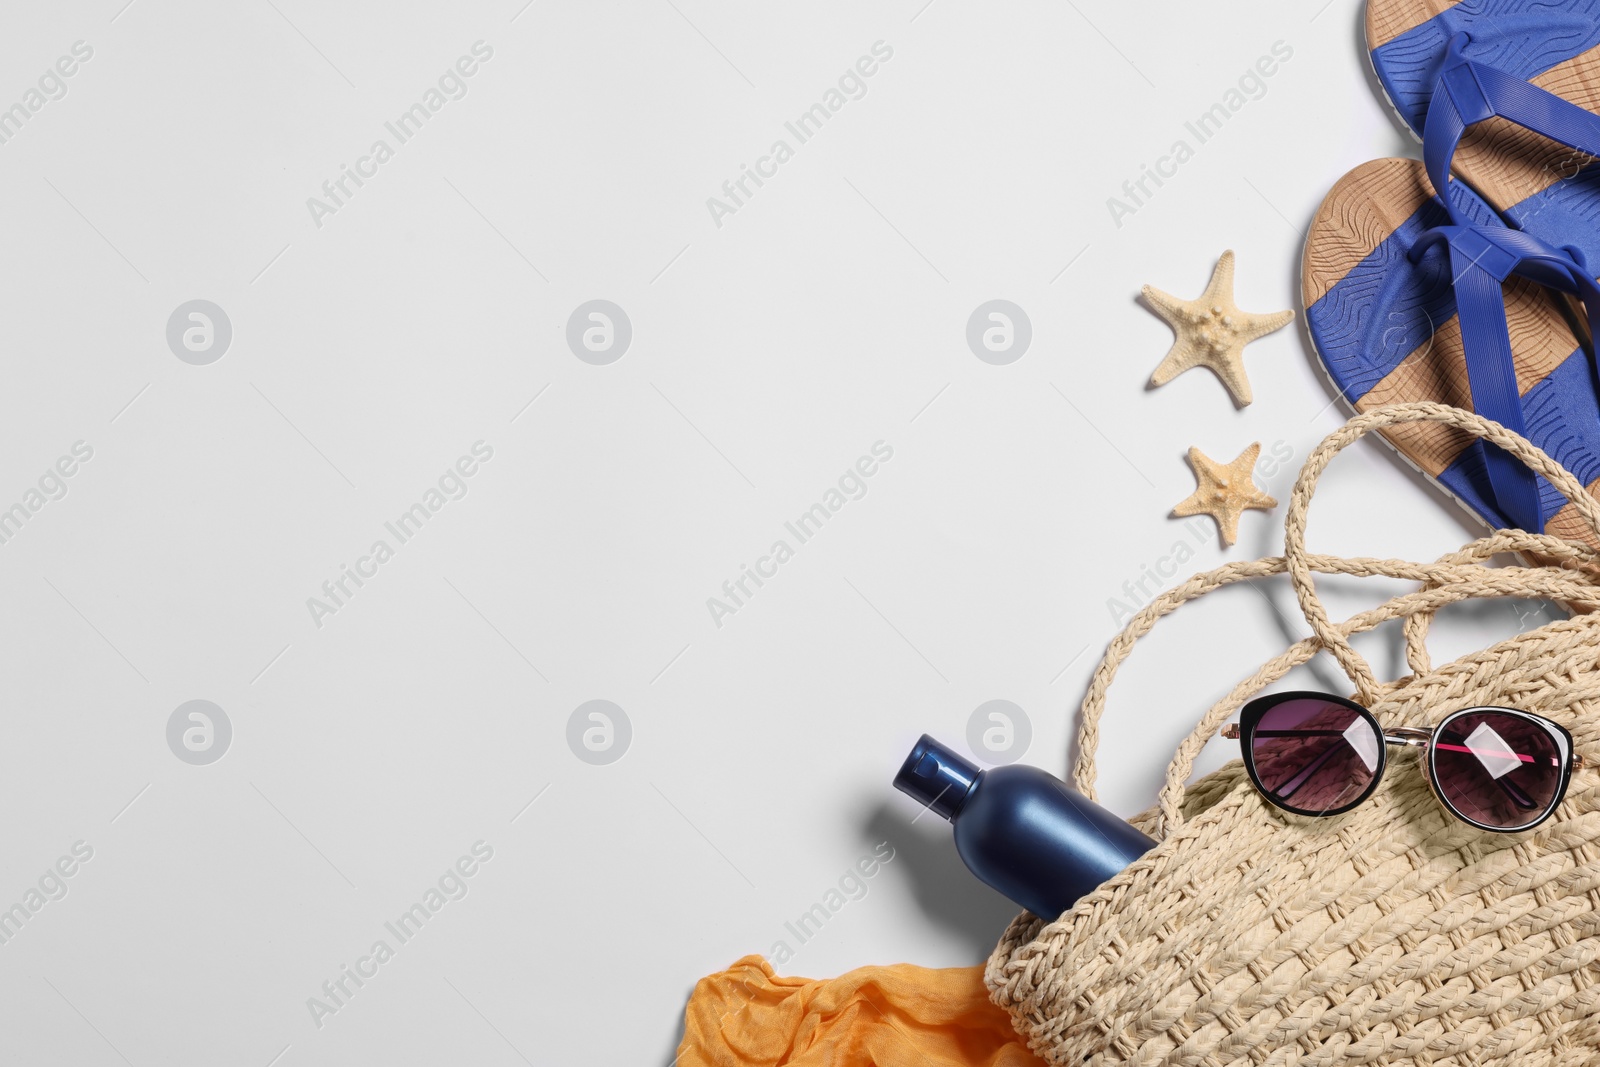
1384, 727, 1433, 748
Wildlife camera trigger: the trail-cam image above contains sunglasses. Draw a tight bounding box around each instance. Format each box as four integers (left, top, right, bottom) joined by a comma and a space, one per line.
1221, 691, 1584, 832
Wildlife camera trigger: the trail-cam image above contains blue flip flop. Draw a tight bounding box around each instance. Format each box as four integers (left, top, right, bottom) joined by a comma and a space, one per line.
1368, 1, 1600, 263
1302, 157, 1600, 544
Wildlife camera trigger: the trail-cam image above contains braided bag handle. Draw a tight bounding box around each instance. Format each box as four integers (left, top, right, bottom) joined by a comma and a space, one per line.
1071, 401, 1600, 838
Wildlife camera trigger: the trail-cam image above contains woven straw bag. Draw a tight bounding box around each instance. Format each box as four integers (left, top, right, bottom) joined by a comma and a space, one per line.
985, 402, 1600, 1066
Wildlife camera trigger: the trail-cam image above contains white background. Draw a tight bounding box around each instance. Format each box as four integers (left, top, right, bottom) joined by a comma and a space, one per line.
0, 1, 1558, 1064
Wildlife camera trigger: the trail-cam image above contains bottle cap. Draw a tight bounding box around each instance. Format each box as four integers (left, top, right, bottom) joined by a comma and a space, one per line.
893, 734, 979, 821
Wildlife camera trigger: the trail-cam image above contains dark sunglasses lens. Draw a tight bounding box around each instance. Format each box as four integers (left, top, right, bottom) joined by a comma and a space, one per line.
1432, 711, 1565, 830
1249, 698, 1382, 815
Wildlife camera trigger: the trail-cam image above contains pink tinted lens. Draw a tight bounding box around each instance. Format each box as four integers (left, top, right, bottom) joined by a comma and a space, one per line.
1250, 698, 1382, 814
1432, 711, 1564, 830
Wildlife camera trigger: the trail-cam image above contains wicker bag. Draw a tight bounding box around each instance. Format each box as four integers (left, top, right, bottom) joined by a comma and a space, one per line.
986, 403, 1600, 1066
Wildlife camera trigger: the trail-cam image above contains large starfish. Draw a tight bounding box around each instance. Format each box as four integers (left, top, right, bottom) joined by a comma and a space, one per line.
1172, 443, 1277, 546
1143, 250, 1293, 406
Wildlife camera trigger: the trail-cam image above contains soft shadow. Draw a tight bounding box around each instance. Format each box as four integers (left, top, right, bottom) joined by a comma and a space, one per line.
1241, 577, 1350, 693
1352, 2, 1422, 151
1292, 244, 1482, 556
1208, 517, 1350, 693
1133, 289, 1252, 411
658, 986, 691, 1067
862, 801, 1021, 962
1291, 19, 1479, 550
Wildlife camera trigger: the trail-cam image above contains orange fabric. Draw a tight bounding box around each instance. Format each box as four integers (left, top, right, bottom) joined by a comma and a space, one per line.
674, 954, 1046, 1067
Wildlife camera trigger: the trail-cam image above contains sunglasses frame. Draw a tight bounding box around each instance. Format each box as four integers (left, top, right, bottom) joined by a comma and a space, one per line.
1425, 706, 1577, 833
1224, 691, 1582, 832
1231, 691, 1385, 819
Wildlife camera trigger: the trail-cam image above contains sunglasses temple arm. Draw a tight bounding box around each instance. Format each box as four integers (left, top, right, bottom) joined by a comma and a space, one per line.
1497, 775, 1538, 810
1267, 740, 1349, 801
1422, 737, 1548, 811
1220, 725, 1359, 801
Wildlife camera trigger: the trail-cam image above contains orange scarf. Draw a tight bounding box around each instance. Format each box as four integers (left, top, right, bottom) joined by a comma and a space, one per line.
675, 955, 1046, 1067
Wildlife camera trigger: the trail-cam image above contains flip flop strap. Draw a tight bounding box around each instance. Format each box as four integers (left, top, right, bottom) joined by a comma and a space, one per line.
1423, 32, 1600, 228
1407, 222, 1600, 532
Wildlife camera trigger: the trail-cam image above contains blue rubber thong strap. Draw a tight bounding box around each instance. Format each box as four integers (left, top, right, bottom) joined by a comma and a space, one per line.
1405, 223, 1600, 532
1423, 32, 1600, 227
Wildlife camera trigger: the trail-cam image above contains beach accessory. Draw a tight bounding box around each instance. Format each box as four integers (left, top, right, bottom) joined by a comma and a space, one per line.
1367, 1, 1600, 262
675, 954, 1047, 1067
1321, 5, 1600, 543
893, 735, 1153, 921
1143, 250, 1293, 406
1172, 443, 1277, 546
1303, 157, 1600, 545
1222, 691, 1583, 831
986, 402, 1600, 1066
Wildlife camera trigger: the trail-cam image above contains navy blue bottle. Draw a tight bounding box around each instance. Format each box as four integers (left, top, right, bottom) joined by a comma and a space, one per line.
894, 734, 1155, 920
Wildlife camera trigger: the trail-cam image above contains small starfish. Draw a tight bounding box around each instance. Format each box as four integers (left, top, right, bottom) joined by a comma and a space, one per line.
1173, 443, 1277, 546
1143, 250, 1294, 406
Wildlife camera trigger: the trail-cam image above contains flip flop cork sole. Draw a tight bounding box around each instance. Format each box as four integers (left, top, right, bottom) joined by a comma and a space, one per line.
1303, 157, 1600, 548
1368, 0, 1600, 232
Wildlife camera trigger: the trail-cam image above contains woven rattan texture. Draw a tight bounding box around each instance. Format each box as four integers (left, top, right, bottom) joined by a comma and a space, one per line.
986, 404, 1600, 1066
